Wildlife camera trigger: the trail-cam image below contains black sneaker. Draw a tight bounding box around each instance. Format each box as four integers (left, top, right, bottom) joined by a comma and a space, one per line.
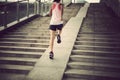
49, 51, 54, 59
57, 35, 61, 43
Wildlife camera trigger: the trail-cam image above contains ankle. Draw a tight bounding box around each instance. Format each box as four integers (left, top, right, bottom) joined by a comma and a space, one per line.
58, 34, 60, 36
50, 51, 53, 53
49, 51, 54, 59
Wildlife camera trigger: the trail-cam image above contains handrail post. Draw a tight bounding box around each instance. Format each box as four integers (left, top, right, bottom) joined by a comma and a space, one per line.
37, 0, 41, 15
39, 0, 41, 14
45, 2, 47, 14
27, 0, 29, 17
17, 1, 20, 22
3, 6, 7, 28
34, 0, 37, 14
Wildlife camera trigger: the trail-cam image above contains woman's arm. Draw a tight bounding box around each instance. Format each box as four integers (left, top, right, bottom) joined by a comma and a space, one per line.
49, 7, 52, 16
60, 3, 64, 20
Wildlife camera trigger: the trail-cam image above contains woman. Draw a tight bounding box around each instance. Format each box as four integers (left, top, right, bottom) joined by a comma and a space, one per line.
49, 0, 64, 59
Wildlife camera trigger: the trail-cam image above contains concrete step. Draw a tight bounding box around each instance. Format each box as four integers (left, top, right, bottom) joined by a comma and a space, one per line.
0, 38, 49, 43
77, 36, 120, 40
70, 55, 120, 66
76, 37, 120, 42
0, 50, 42, 58
6, 32, 28, 35
6, 32, 50, 36
14, 29, 49, 32
13, 30, 50, 34
78, 33, 120, 37
64, 69, 120, 80
2, 35, 50, 39
0, 57, 37, 66
11, 27, 45, 30
70, 55, 120, 61
77, 35, 120, 39
72, 50, 120, 57
15, 25, 49, 29
0, 41, 49, 47
79, 32, 119, 35
80, 29, 119, 33
20, 24, 49, 27
14, 25, 49, 28
68, 62, 120, 72
0, 64, 33, 74
70, 55, 120, 64
75, 41, 120, 47
16, 28, 49, 32
0, 46, 46, 52
0, 73, 26, 80
73, 45, 120, 52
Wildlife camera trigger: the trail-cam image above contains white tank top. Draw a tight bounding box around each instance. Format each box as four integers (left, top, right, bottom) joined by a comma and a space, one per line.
50, 2, 63, 25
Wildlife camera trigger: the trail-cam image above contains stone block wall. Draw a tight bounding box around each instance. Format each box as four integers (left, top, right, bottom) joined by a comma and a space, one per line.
101, 0, 120, 17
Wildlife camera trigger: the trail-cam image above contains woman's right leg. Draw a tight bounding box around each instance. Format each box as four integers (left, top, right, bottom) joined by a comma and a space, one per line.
49, 30, 56, 59
49, 30, 56, 52
57, 24, 63, 43
57, 30, 62, 43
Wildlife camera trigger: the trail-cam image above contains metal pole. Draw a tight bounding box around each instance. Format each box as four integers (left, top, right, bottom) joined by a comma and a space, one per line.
4, 6, 7, 28
4, 0, 8, 28
34, 0, 37, 14
38, 0, 41, 14
17, 0, 20, 22
45, 2, 47, 14
27, 0, 29, 17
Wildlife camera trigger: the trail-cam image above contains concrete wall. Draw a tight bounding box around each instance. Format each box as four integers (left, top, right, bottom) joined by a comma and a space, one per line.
63, 0, 72, 6
72, 0, 85, 3
85, 0, 100, 3
101, 0, 120, 17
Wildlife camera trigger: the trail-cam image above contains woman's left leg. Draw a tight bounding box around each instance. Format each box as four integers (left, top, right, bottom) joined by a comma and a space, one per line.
49, 30, 56, 59
57, 24, 63, 43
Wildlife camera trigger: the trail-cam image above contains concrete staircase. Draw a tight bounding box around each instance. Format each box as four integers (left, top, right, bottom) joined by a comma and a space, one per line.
0, 3, 84, 80
0, 17, 51, 80
63, 3, 120, 80
0, 17, 50, 75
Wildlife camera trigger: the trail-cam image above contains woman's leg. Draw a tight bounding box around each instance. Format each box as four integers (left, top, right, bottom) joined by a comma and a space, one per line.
57, 24, 63, 36
58, 30, 62, 36
57, 24, 63, 43
57, 30, 62, 43
49, 30, 56, 52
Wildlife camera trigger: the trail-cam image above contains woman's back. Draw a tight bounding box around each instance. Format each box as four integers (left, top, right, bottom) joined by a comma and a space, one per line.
50, 2, 63, 25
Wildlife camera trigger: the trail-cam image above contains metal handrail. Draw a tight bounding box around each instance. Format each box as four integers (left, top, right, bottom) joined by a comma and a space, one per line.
0, 0, 30, 29
0, 0, 29, 7
0, 2, 17, 7
0, 0, 51, 30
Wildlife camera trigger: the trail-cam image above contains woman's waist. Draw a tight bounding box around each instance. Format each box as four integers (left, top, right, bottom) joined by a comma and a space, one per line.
50, 20, 63, 25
